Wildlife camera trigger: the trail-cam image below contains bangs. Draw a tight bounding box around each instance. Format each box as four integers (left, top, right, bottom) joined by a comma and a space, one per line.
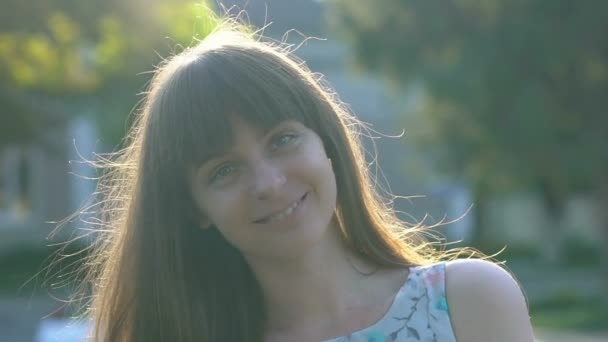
161, 47, 319, 170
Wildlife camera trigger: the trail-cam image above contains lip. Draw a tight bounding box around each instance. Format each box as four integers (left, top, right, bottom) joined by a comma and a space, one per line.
253, 192, 308, 224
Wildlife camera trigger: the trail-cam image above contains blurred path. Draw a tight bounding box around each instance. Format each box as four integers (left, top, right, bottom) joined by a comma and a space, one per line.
0, 296, 58, 342
536, 329, 608, 342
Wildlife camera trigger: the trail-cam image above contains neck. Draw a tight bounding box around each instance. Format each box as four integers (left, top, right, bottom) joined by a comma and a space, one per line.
245, 225, 405, 337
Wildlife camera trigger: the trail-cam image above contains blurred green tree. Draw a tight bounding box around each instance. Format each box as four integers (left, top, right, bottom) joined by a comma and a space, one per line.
0, 0, 218, 147
328, 0, 608, 264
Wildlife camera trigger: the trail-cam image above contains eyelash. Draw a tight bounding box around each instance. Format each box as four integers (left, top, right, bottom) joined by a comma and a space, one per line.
208, 130, 300, 185
271, 132, 299, 150
209, 163, 238, 184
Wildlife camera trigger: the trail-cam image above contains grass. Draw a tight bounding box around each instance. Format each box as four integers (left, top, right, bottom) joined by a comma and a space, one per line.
530, 291, 608, 332
0, 244, 89, 297
475, 238, 602, 268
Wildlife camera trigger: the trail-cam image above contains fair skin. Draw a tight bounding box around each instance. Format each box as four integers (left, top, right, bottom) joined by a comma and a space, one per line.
446, 259, 535, 342
190, 118, 407, 341
191, 118, 535, 341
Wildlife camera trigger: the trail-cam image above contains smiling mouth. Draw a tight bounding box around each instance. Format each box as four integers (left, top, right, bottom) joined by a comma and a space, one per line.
254, 192, 308, 224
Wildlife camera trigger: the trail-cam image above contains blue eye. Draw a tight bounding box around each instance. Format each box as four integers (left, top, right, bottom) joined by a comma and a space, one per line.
209, 163, 237, 184
271, 133, 298, 150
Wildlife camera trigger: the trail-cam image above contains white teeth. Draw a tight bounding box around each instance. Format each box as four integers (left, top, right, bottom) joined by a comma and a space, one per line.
264, 200, 299, 223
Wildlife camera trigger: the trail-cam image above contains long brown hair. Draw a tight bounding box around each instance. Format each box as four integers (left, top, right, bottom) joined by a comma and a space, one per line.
84, 18, 466, 342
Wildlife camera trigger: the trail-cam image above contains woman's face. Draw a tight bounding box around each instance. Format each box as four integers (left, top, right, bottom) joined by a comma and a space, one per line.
190, 118, 338, 259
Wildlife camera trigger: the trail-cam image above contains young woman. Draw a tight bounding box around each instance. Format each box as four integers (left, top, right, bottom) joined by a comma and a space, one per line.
84, 19, 535, 342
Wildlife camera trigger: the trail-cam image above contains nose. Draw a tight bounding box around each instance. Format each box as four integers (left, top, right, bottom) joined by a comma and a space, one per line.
249, 159, 287, 200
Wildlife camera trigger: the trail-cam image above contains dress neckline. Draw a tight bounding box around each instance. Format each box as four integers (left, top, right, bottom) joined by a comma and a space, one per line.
323, 265, 421, 341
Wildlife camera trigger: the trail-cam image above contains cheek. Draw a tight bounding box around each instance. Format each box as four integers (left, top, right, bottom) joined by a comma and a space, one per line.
199, 189, 245, 231
295, 144, 337, 209
320, 159, 338, 210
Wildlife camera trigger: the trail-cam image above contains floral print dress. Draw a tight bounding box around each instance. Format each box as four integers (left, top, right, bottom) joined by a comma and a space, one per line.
325, 263, 457, 342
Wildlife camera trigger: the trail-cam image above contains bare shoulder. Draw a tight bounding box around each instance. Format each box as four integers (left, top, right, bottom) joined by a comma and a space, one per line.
445, 259, 535, 342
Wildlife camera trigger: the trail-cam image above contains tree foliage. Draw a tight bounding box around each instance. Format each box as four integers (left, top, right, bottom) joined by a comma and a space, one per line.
327, 0, 608, 201
0, 0, 218, 147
